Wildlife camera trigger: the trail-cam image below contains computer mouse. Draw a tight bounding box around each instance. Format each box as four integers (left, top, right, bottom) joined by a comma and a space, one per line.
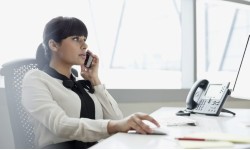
150, 127, 168, 135
127, 127, 168, 135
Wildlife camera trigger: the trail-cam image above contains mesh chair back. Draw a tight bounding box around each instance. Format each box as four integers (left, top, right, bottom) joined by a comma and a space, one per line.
0, 59, 37, 148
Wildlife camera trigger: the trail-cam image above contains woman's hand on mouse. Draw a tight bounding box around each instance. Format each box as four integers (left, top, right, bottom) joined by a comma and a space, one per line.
107, 112, 160, 134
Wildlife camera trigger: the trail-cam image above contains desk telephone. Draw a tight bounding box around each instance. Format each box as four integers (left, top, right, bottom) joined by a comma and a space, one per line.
177, 79, 235, 116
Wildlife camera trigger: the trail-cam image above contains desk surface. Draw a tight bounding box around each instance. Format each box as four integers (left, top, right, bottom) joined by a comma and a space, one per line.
90, 107, 250, 149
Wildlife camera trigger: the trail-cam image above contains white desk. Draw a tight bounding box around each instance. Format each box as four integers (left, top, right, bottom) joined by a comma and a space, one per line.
90, 107, 250, 149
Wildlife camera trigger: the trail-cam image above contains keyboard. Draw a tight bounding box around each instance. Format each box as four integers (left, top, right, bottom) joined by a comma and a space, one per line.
157, 116, 197, 126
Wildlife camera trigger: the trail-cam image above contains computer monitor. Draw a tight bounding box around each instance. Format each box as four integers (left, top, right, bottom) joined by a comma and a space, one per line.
231, 35, 250, 100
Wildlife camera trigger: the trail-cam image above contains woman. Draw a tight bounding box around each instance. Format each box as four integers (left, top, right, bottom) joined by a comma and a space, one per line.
21, 16, 160, 149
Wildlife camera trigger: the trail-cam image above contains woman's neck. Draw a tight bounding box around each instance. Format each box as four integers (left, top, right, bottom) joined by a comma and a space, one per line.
49, 60, 72, 79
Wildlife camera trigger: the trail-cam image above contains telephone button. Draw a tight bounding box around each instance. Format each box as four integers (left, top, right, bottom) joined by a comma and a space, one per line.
215, 101, 220, 105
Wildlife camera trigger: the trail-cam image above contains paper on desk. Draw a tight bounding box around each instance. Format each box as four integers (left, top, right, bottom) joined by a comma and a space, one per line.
178, 141, 234, 149
183, 132, 250, 143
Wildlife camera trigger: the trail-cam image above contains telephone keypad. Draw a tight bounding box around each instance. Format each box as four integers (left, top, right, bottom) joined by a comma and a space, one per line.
194, 98, 222, 114
194, 99, 207, 111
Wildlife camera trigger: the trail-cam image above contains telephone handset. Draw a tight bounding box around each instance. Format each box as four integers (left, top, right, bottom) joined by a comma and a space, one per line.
186, 79, 209, 110
177, 79, 235, 116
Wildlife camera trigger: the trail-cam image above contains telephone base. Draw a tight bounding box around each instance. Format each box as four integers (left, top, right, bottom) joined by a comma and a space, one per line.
176, 108, 236, 116
221, 108, 236, 116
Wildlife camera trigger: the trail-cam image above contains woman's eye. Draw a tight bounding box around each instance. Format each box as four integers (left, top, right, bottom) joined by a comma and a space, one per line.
73, 37, 80, 41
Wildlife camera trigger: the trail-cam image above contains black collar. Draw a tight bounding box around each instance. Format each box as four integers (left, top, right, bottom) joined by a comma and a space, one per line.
43, 65, 94, 93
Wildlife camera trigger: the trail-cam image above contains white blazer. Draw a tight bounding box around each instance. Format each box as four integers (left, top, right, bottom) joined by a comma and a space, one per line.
21, 69, 123, 148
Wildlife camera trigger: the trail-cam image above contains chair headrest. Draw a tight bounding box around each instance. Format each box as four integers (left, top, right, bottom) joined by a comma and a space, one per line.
36, 43, 47, 69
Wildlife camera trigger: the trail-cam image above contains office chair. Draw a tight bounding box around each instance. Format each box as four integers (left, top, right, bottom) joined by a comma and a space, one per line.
0, 42, 81, 148
0, 58, 38, 148
0, 57, 79, 148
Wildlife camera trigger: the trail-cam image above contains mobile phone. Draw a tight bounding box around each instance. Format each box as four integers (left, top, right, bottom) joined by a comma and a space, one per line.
84, 52, 93, 68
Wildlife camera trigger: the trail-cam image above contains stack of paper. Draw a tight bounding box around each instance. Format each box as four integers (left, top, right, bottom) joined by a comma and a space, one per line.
177, 132, 250, 149
182, 132, 250, 143
178, 141, 234, 149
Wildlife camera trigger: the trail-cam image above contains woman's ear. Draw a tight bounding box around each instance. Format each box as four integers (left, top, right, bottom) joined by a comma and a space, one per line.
48, 39, 59, 52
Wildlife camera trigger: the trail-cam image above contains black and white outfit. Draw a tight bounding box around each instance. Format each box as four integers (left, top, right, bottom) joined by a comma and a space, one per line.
21, 66, 123, 148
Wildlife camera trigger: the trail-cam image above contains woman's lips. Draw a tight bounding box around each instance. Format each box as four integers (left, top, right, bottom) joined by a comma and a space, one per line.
79, 54, 86, 59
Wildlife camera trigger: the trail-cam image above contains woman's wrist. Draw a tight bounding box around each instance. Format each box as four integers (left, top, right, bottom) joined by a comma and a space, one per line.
91, 77, 101, 86
81, 74, 101, 86
107, 120, 117, 134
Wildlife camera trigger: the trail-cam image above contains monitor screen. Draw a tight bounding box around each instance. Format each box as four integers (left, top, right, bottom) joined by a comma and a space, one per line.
231, 35, 250, 100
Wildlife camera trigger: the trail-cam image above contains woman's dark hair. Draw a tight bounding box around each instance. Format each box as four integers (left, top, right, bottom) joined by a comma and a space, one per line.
36, 16, 88, 68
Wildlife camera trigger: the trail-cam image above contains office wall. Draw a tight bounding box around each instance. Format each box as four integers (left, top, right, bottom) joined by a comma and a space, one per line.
118, 98, 250, 117
1, 87, 250, 148
109, 89, 250, 116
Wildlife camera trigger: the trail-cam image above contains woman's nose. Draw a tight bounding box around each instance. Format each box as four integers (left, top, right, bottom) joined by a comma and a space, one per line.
80, 42, 88, 50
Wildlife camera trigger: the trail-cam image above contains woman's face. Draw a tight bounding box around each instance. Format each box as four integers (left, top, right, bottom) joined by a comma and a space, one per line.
56, 35, 88, 66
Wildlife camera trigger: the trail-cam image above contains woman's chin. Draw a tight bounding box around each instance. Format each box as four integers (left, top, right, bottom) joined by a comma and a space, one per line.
75, 60, 85, 65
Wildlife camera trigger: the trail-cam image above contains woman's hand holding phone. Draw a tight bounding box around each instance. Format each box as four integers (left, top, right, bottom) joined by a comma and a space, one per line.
81, 51, 101, 86
84, 51, 93, 68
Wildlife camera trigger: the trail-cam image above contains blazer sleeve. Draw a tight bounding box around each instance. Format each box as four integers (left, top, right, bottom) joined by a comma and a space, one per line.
93, 85, 124, 120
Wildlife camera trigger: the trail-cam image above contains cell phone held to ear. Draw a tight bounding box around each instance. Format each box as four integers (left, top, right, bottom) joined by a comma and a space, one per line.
84, 52, 93, 68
